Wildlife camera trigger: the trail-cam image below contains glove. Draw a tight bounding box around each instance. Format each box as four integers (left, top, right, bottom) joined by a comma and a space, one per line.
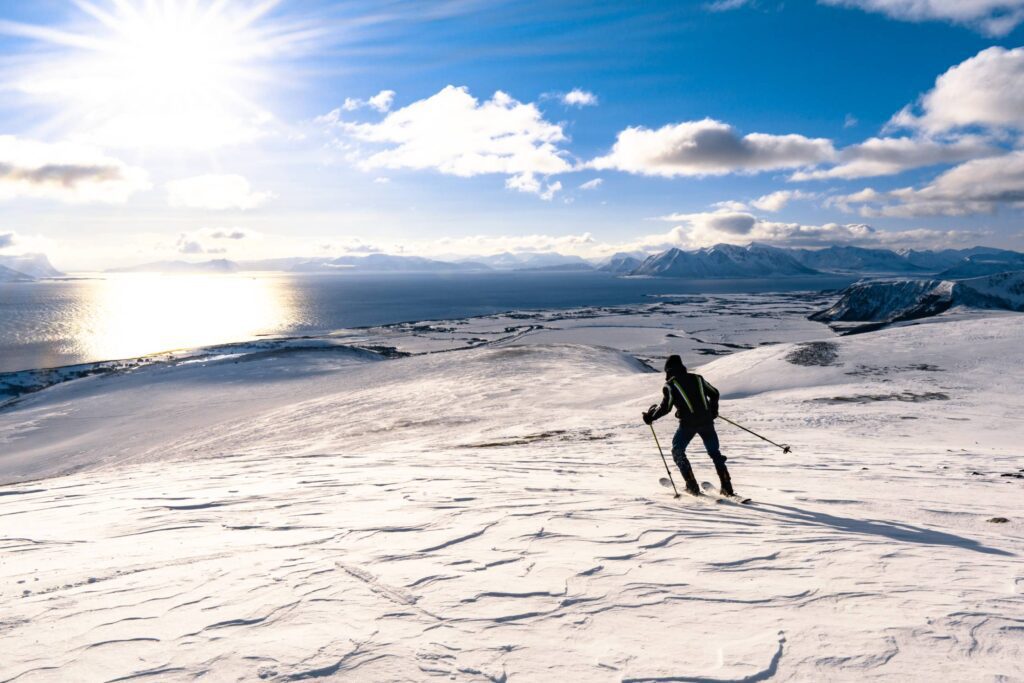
642, 404, 658, 425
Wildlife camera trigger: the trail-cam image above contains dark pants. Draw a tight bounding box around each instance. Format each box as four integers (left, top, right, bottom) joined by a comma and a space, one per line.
671, 422, 727, 470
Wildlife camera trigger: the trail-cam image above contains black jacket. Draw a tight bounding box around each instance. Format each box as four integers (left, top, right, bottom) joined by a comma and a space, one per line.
650, 372, 720, 427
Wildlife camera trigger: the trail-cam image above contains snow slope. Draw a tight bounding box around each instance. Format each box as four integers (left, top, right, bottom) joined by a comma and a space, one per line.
1, 306, 1023, 681
0, 254, 62, 278
0, 264, 34, 282
791, 245, 926, 273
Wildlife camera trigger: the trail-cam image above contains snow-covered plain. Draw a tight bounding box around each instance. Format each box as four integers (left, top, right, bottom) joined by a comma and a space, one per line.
1, 294, 1023, 682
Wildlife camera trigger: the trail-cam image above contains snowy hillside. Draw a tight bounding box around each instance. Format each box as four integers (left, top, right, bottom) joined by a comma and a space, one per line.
632, 243, 817, 277
937, 253, 1024, 279
0, 264, 34, 282
292, 254, 490, 273
2, 297, 1022, 682
791, 245, 926, 273
811, 271, 1024, 326
597, 252, 644, 274
0, 253, 63, 278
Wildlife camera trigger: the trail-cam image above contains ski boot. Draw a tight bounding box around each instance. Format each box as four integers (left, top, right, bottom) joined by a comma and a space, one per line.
714, 460, 736, 497
673, 454, 702, 497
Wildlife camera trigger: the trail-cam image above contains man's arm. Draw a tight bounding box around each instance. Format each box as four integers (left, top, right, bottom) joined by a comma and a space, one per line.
644, 384, 673, 424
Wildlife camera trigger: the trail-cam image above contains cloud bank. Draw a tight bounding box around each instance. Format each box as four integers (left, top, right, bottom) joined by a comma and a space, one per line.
590, 118, 835, 177
819, 0, 1024, 36
0, 136, 149, 203
324, 85, 572, 198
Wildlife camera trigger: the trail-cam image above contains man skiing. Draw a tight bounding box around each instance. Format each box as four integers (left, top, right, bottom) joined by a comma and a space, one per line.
642, 355, 735, 498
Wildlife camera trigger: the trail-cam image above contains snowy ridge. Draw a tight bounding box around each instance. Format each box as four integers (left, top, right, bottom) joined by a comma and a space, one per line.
0, 337, 400, 407
1, 300, 1022, 681
811, 270, 1024, 326
0, 254, 63, 279
0, 263, 35, 282
632, 243, 816, 278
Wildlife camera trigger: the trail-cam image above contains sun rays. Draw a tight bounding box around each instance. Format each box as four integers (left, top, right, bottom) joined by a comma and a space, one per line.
1, 0, 325, 150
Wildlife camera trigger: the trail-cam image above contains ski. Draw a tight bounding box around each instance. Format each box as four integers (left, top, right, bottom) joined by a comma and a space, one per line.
701, 481, 752, 504
658, 477, 707, 501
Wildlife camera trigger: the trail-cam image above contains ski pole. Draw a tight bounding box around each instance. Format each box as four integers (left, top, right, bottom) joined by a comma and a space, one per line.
719, 415, 791, 453
649, 423, 680, 498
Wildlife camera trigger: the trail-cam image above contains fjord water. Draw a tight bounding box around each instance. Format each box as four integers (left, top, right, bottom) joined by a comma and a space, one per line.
0, 271, 856, 373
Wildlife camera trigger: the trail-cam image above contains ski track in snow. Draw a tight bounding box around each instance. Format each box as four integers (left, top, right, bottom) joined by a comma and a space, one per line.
1, 297, 1023, 681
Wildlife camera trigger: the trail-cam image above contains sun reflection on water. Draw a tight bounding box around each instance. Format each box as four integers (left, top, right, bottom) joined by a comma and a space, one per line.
76, 274, 294, 361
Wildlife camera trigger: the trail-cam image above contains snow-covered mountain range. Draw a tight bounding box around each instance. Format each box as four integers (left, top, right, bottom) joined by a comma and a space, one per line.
630, 244, 1024, 279
631, 244, 817, 278
108, 258, 241, 274
811, 270, 1024, 326
290, 254, 488, 272
0, 264, 35, 282
597, 252, 645, 274
0, 253, 63, 280
12, 244, 1024, 279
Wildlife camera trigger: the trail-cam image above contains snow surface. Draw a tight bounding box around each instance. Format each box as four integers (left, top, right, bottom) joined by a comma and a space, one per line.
2, 297, 1023, 681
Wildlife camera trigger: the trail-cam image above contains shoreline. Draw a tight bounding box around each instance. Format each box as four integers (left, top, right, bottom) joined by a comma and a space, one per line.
0, 272, 866, 375
0, 287, 846, 404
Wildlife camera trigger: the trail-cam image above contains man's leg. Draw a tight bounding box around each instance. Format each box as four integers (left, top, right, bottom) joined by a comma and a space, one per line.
671, 424, 701, 495
697, 424, 735, 496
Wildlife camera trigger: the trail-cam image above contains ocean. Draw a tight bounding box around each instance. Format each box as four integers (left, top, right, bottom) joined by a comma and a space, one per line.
0, 271, 856, 373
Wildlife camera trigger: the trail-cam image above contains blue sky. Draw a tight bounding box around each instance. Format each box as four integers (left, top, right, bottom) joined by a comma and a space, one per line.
1, 0, 1023, 269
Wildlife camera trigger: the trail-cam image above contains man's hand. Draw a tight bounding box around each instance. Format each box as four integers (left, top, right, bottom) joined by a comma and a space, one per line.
642, 404, 659, 425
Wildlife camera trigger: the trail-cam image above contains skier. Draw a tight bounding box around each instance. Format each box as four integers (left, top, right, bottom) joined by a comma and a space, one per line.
642, 355, 735, 498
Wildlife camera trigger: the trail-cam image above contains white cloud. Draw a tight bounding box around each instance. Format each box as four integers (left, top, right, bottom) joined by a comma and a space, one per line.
706, 0, 754, 10
888, 47, 1024, 134
505, 173, 563, 200
844, 113, 859, 128
326, 86, 572, 196
165, 174, 274, 210
341, 90, 396, 113
173, 227, 256, 255
831, 150, 1024, 217
0, 136, 150, 203
644, 208, 967, 249
792, 135, 999, 180
540, 180, 563, 201
710, 199, 751, 211
579, 178, 603, 190
819, 0, 1024, 36
750, 190, 814, 212
590, 118, 835, 177
373, 176, 391, 184
176, 234, 211, 254
562, 89, 598, 107
206, 228, 252, 240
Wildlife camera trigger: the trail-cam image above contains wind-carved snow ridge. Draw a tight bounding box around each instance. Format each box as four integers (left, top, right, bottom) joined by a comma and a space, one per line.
1, 293, 1022, 681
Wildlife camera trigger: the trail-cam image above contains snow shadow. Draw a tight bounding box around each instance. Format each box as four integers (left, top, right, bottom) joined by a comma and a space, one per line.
752, 503, 1013, 557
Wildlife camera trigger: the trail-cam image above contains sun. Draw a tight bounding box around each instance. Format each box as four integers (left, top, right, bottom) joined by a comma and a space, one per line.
4, 1, 320, 151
